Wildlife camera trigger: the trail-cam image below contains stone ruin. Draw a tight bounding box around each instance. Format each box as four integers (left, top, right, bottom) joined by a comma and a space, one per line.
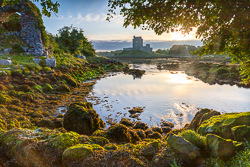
0, 0, 45, 56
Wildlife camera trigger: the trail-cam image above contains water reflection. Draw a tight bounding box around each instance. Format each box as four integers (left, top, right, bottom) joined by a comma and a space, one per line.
87, 64, 250, 129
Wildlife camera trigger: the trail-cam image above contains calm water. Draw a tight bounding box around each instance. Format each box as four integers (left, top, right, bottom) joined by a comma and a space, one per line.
87, 64, 250, 129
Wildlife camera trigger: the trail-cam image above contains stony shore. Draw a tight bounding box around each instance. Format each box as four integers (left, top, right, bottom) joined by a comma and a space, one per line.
0, 59, 250, 167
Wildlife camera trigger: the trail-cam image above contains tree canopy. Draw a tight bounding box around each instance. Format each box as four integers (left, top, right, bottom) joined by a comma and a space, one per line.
1, 0, 59, 17
107, 0, 250, 83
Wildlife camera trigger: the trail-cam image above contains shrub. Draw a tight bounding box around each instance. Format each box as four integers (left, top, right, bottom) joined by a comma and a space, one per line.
11, 43, 25, 54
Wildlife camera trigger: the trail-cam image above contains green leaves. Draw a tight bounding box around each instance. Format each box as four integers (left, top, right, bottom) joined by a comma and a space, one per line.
107, 0, 250, 84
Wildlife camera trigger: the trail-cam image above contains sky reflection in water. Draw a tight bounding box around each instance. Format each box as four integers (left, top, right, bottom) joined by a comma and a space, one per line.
87, 64, 250, 129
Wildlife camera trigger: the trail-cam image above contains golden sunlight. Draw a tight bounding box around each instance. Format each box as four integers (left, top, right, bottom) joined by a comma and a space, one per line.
168, 72, 193, 84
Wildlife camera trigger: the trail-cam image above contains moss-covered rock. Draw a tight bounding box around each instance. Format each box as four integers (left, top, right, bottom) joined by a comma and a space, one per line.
231, 125, 250, 142
206, 134, 235, 160
167, 133, 201, 160
48, 132, 80, 151
189, 108, 220, 131
133, 121, 148, 130
104, 143, 118, 150
56, 84, 71, 92
105, 123, 132, 143
89, 136, 109, 146
63, 102, 105, 135
119, 118, 134, 127
198, 111, 250, 139
162, 127, 172, 133
140, 141, 161, 160
62, 144, 93, 166
148, 132, 162, 139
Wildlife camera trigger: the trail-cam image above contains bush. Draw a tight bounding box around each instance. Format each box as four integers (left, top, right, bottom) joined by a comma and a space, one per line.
11, 43, 25, 54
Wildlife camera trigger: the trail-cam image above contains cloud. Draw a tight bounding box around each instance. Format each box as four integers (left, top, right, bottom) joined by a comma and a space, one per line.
74, 13, 107, 24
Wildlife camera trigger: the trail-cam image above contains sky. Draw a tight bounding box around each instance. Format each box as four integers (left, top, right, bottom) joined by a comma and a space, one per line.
34, 0, 202, 51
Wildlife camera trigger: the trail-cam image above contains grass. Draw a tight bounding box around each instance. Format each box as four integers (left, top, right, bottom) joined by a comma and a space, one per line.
179, 130, 206, 150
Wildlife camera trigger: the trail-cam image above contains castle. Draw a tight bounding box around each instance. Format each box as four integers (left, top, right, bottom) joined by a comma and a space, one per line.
123, 36, 153, 53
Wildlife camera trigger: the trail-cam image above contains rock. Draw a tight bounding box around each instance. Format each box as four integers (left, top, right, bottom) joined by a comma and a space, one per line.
3, 48, 11, 54
135, 129, 146, 139
63, 102, 105, 135
128, 107, 144, 114
151, 127, 163, 134
231, 125, 250, 142
189, 108, 220, 131
140, 141, 161, 160
48, 132, 80, 150
33, 58, 40, 65
62, 144, 93, 166
119, 118, 134, 127
105, 123, 132, 143
206, 134, 235, 160
160, 121, 174, 128
198, 111, 250, 139
167, 133, 201, 160
162, 127, 172, 133
77, 55, 86, 60
0, 60, 12, 65
148, 132, 162, 139
133, 121, 148, 130
45, 58, 56, 68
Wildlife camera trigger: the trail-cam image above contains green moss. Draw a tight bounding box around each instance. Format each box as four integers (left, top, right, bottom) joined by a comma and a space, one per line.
198, 111, 250, 139
43, 83, 53, 92
62, 144, 93, 163
34, 85, 43, 93
49, 132, 80, 150
179, 130, 206, 150
104, 143, 118, 150
11, 69, 22, 76
43, 67, 51, 72
89, 136, 109, 146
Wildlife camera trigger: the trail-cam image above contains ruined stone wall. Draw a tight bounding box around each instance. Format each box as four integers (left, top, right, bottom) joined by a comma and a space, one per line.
0, 0, 44, 56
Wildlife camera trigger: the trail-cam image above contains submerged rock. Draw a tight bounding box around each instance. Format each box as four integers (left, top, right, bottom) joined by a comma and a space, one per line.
63, 102, 105, 135
167, 133, 201, 160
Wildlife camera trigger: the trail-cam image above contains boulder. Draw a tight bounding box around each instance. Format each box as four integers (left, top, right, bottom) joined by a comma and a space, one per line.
62, 144, 93, 166
0, 60, 12, 65
167, 133, 201, 160
45, 58, 56, 68
231, 125, 250, 142
77, 55, 86, 60
198, 111, 250, 139
105, 123, 132, 143
33, 58, 40, 65
119, 118, 134, 127
189, 108, 220, 131
63, 102, 105, 135
206, 134, 235, 160
133, 121, 148, 130
3, 48, 11, 54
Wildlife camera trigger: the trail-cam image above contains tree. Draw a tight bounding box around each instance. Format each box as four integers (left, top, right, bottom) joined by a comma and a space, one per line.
107, 0, 250, 83
1, 0, 59, 17
55, 26, 96, 56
